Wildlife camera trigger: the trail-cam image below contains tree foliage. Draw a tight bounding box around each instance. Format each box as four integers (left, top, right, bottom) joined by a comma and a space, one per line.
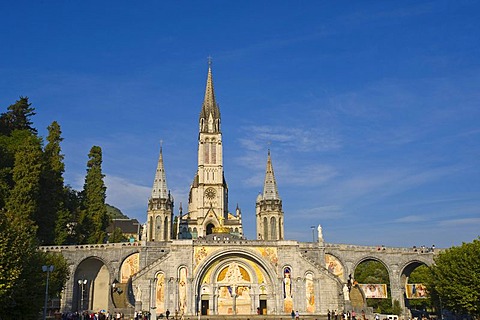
78, 146, 109, 244
0, 98, 113, 316
39, 121, 68, 244
0, 209, 44, 317
355, 260, 393, 314
0, 97, 37, 135
109, 227, 128, 243
6, 134, 43, 220
408, 264, 432, 310
428, 238, 480, 318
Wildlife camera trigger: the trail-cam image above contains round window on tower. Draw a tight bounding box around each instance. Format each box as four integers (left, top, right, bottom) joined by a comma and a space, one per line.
205, 187, 216, 200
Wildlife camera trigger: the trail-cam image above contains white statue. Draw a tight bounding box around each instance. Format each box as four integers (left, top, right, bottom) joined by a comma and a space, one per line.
317, 224, 323, 242
136, 285, 142, 300
343, 283, 350, 301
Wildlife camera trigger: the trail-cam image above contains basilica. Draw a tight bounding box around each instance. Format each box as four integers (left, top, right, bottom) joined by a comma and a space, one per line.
135, 63, 337, 316
47, 64, 434, 318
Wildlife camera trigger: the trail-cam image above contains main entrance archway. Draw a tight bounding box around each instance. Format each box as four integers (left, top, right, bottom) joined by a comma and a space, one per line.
194, 249, 277, 316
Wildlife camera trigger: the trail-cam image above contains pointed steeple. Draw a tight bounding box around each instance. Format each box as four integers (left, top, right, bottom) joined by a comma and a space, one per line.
199, 59, 221, 132
151, 146, 169, 200
262, 150, 281, 200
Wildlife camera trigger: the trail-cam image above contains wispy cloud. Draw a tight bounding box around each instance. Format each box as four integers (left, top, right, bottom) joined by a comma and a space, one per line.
437, 217, 480, 228
394, 215, 428, 223
105, 175, 150, 213
288, 205, 345, 220
238, 125, 341, 152
323, 164, 462, 205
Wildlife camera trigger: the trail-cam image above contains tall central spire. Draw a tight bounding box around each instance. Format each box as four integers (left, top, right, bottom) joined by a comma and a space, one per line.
199, 60, 221, 133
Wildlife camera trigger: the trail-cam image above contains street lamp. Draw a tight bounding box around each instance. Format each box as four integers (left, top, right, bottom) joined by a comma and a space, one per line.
78, 279, 88, 311
42, 265, 54, 320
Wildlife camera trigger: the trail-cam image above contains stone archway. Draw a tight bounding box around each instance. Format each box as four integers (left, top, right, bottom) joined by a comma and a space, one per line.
74, 257, 110, 312
401, 261, 430, 314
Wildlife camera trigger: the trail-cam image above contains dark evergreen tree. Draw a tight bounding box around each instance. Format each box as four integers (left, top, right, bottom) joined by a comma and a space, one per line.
39, 121, 66, 244
57, 186, 82, 245
5, 134, 43, 221
0, 130, 43, 319
0, 96, 37, 135
0, 97, 38, 210
78, 146, 109, 244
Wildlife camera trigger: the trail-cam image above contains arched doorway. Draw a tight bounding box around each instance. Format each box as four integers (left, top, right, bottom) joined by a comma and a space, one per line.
194, 249, 276, 316
74, 257, 110, 312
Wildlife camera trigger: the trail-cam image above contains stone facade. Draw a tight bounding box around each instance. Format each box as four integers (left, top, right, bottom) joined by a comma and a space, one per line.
43, 64, 435, 318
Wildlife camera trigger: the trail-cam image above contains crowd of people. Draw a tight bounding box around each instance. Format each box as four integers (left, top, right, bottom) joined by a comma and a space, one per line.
59, 310, 129, 319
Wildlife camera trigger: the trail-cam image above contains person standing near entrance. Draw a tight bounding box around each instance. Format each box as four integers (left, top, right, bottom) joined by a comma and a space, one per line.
166, 309, 170, 320
291, 310, 295, 320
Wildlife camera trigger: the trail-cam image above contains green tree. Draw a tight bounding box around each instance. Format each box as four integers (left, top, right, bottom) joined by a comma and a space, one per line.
0, 210, 44, 318
0, 129, 37, 210
78, 146, 109, 244
41, 252, 70, 300
428, 238, 480, 318
109, 227, 127, 243
0, 96, 37, 135
39, 121, 67, 244
5, 134, 43, 221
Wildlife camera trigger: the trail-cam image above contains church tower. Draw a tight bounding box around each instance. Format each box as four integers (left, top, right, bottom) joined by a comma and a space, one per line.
146, 146, 174, 241
256, 150, 284, 240
178, 61, 243, 239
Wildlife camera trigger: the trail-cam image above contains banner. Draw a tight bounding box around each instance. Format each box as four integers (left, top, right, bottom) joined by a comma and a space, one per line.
359, 284, 388, 298
406, 284, 428, 299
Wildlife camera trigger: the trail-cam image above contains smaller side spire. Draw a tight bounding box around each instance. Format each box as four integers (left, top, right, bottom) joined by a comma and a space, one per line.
151, 145, 169, 200
262, 150, 281, 200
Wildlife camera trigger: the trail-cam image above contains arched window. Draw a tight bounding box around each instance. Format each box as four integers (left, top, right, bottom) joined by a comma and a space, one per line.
155, 216, 162, 241
278, 217, 283, 240
263, 217, 268, 240
163, 217, 169, 241
204, 139, 209, 164
149, 216, 153, 241
211, 141, 216, 164
270, 217, 277, 240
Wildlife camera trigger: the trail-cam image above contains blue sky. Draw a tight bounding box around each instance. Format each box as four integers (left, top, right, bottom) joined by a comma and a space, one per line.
1, 1, 479, 248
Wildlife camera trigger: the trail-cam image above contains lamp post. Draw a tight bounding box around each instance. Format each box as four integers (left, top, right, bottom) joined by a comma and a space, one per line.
42, 265, 54, 320
78, 279, 88, 311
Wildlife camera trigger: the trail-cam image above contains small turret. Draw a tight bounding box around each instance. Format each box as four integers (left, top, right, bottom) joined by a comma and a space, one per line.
146, 145, 174, 241
256, 150, 284, 240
